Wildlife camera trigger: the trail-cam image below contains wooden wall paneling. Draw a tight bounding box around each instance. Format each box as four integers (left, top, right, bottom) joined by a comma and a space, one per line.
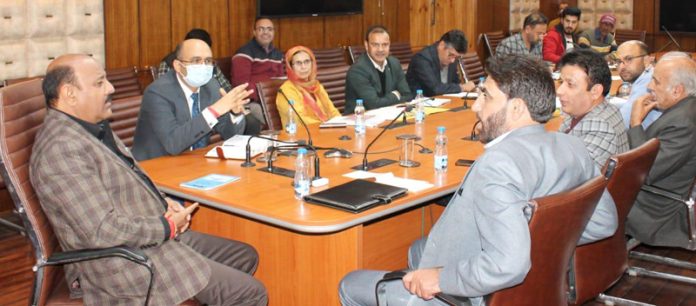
491, 0, 509, 33
408, 0, 434, 49
432, 0, 466, 44
395, 0, 411, 43
229, 0, 256, 54
170, 0, 231, 58
104, 0, 140, 69
380, 0, 400, 41
139, 0, 172, 68
277, 17, 324, 51
323, 15, 363, 49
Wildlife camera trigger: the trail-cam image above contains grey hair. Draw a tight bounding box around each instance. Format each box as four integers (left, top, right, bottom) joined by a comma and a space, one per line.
659, 52, 696, 96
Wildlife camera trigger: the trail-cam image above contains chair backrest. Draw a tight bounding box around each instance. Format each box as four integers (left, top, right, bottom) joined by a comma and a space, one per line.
256, 79, 286, 131
109, 95, 143, 147
568, 138, 660, 305
0, 79, 57, 306
106, 66, 142, 100
316, 65, 350, 113
487, 176, 608, 306
389, 42, 414, 65
312, 47, 348, 69
3, 76, 44, 87
459, 52, 486, 84
348, 45, 366, 64
483, 31, 506, 58
614, 29, 647, 45
215, 56, 233, 82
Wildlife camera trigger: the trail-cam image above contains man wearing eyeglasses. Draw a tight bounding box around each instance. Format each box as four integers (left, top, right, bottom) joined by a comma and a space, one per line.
132, 39, 253, 161
616, 40, 662, 128
344, 25, 413, 114
406, 30, 476, 97
232, 17, 284, 106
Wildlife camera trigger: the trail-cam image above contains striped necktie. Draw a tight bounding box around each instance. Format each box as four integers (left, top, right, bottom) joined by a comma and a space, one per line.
190, 92, 207, 150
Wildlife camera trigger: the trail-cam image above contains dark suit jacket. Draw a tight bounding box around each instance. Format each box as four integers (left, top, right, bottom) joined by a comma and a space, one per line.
132, 71, 245, 161
406, 43, 461, 97
30, 110, 210, 305
344, 54, 413, 114
626, 96, 696, 248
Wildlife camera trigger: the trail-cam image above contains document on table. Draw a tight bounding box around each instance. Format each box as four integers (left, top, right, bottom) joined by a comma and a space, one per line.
205, 135, 268, 159
443, 92, 479, 99
343, 171, 434, 192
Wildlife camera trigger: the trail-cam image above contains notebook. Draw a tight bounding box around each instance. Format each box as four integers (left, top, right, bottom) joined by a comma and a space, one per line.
180, 174, 240, 190
303, 179, 408, 213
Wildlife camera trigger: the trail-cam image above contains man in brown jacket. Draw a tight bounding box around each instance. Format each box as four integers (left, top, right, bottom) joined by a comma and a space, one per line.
29, 54, 267, 305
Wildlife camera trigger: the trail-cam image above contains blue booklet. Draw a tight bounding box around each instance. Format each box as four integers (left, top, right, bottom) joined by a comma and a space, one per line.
180, 174, 240, 190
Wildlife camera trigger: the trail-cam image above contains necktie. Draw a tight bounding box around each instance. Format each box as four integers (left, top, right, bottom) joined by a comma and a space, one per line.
191, 93, 207, 150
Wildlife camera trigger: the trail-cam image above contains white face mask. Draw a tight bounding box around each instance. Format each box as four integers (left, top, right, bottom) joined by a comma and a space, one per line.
182, 64, 213, 88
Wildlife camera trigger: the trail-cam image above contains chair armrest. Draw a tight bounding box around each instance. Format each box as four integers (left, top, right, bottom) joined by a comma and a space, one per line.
375, 269, 464, 306
36, 246, 154, 306
641, 185, 686, 203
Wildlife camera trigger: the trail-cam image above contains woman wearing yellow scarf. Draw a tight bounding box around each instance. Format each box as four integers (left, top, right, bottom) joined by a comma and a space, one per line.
276, 46, 341, 127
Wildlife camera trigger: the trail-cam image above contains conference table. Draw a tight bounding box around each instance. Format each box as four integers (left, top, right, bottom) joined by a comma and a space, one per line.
140, 76, 620, 305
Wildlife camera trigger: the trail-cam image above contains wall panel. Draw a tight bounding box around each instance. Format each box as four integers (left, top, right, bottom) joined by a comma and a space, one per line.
138, 0, 171, 68
277, 17, 324, 50
104, 0, 138, 69
171, 0, 230, 58
324, 15, 363, 49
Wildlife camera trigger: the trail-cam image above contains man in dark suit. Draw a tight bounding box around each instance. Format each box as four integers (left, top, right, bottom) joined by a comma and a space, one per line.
132, 38, 253, 161
626, 52, 696, 248
344, 25, 413, 114
30, 54, 267, 305
406, 29, 475, 97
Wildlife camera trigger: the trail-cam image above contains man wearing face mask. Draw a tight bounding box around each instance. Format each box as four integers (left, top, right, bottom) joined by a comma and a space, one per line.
132, 39, 253, 161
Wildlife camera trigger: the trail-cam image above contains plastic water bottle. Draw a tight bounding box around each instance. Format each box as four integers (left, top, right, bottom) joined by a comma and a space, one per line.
294, 148, 310, 200
617, 82, 632, 98
414, 89, 425, 124
434, 126, 448, 172
354, 99, 366, 136
286, 100, 297, 136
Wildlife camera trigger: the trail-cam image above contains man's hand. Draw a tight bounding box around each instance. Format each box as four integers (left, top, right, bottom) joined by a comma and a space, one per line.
460, 81, 476, 92
210, 83, 253, 116
402, 268, 442, 300
630, 93, 657, 128
166, 202, 199, 234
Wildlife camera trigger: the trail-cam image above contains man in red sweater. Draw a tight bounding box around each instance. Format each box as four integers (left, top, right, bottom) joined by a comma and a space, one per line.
543, 7, 582, 64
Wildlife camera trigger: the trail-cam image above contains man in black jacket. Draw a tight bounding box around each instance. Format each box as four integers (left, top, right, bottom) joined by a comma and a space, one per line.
344, 25, 413, 114
406, 30, 475, 97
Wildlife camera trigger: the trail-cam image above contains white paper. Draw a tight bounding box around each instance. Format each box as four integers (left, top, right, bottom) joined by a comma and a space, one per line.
423, 98, 451, 107
205, 135, 268, 159
611, 75, 622, 81
343, 171, 434, 192
443, 92, 479, 99
608, 96, 628, 106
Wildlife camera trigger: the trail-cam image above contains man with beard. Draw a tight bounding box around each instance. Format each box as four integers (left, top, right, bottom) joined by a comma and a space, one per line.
548, 1, 569, 29
626, 52, 696, 249
338, 55, 617, 306
344, 25, 413, 114
578, 14, 618, 56
616, 40, 661, 128
543, 6, 581, 64
496, 12, 548, 59
556, 49, 629, 168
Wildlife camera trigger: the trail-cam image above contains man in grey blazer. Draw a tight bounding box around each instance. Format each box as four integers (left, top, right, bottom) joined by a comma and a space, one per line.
557, 49, 629, 168
626, 52, 696, 248
339, 55, 617, 305
344, 25, 413, 114
30, 54, 267, 305
132, 38, 253, 161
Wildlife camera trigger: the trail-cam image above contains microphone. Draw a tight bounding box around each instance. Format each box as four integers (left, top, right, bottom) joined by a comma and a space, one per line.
278, 88, 313, 147
388, 105, 415, 129
656, 26, 683, 53
239, 134, 300, 168
462, 120, 481, 141
352, 105, 413, 171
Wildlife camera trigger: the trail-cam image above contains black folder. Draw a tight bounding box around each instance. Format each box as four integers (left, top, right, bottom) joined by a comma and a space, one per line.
303, 179, 408, 213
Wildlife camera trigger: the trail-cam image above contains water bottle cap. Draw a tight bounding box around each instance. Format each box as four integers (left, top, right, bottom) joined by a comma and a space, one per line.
416, 89, 423, 95
288, 99, 294, 105
437, 126, 445, 133
297, 148, 307, 154
356, 99, 363, 105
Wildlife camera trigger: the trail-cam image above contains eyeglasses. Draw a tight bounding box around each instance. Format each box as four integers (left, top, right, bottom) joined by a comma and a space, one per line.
445, 48, 461, 60
616, 54, 647, 66
292, 59, 312, 67
256, 26, 274, 33
178, 57, 215, 66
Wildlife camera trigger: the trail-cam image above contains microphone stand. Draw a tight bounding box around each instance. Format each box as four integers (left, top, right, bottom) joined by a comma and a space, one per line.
462, 120, 481, 141
352, 106, 413, 171
278, 88, 321, 181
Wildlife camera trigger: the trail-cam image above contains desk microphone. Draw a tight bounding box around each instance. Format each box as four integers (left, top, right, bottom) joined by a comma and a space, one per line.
656, 26, 683, 53
462, 120, 481, 141
353, 105, 413, 171
240, 135, 299, 168
278, 88, 313, 147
